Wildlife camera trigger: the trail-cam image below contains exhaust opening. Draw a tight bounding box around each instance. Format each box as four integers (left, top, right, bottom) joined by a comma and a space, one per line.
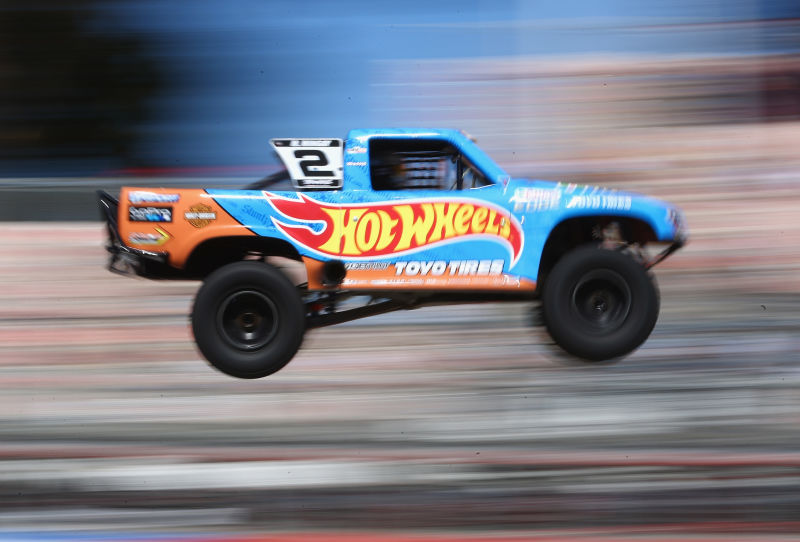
321, 260, 347, 286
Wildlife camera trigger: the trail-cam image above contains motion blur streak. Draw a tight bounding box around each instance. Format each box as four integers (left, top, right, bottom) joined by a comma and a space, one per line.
0, 213, 799, 536
2, 0, 800, 540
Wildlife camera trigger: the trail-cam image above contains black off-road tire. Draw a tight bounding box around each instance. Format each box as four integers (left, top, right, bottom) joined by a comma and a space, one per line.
191, 261, 305, 378
541, 245, 659, 362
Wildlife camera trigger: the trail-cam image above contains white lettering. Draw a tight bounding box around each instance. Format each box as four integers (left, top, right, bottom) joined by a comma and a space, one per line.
393, 259, 505, 277
459, 260, 478, 276
490, 260, 504, 274
510, 188, 561, 212
566, 194, 631, 211
128, 191, 180, 204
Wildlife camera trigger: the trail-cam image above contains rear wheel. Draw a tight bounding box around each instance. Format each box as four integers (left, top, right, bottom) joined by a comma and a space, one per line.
191, 261, 305, 378
541, 245, 659, 361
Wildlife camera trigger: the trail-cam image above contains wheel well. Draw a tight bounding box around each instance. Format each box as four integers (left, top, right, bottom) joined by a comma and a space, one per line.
184, 236, 303, 279
537, 216, 656, 288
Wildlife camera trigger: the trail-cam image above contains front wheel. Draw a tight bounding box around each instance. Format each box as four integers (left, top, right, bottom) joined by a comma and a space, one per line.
191, 261, 305, 378
541, 245, 659, 362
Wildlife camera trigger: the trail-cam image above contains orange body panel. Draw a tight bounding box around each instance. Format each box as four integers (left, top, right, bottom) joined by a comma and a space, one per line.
119, 188, 255, 268
303, 256, 536, 292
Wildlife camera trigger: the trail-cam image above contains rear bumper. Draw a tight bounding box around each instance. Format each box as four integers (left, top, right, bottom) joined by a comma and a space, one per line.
97, 190, 172, 278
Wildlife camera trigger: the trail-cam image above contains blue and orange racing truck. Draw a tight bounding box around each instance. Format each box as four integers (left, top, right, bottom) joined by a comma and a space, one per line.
99, 128, 687, 378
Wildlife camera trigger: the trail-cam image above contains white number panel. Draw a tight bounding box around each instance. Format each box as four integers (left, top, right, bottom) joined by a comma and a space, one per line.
270, 139, 344, 189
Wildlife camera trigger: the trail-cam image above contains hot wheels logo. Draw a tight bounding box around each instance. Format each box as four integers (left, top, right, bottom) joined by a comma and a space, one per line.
264, 193, 523, 266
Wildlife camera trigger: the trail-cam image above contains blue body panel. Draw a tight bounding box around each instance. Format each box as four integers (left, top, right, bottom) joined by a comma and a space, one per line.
208, 129, 684, 290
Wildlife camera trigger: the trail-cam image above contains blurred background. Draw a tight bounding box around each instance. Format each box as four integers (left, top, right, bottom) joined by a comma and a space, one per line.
1, 1, 799, 541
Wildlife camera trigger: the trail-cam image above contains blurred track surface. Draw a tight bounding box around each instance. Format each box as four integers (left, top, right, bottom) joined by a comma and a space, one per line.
0, 218, 799, 540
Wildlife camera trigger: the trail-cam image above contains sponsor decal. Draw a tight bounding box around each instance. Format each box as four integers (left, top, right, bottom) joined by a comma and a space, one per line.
129, 227, 170, 246
263, 193, 523, 266
129, 206, 172, 222
345, 161, 367, 167
270, 138, 344, 188
346, 145, 367, 154
272, 139, 341, 147
509, 187, 561, 212
128, 191, 180, 204
184, 204, 217, 228
241, 204, 270, 223
394, 259, 504, 277
566, 194, 632, 211
345, 262, 391, 271
296, 178, 340, 188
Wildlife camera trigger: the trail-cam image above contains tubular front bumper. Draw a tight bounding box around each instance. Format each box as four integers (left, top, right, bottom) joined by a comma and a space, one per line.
97, 190, 171, 278
645, 238, 685, 270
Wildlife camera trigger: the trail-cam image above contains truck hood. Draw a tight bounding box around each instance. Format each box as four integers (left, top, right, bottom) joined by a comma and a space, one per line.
507, 178, 687, 243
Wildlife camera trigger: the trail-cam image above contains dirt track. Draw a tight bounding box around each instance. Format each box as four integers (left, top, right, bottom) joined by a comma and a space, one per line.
0, 220, 799, 539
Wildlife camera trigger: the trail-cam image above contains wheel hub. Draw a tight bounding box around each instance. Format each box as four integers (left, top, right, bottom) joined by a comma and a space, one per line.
591, 295, 609, 314
217, 290, 279, 351
571, 270, 632, 332
237, 312, 260, 331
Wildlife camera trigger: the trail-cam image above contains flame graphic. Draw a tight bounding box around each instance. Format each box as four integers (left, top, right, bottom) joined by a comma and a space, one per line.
264, 192, 523, 266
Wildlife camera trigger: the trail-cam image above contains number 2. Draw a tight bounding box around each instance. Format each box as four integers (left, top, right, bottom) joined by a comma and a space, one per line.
294, 150, 333, 177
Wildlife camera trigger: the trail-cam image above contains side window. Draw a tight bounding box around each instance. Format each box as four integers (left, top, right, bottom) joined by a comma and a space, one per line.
369, 138, 489, 191
461, 159, 492, 189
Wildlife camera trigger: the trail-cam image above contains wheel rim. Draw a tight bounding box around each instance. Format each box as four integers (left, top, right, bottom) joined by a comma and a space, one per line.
570, 269, 632, 333
216, 289, 279, 351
